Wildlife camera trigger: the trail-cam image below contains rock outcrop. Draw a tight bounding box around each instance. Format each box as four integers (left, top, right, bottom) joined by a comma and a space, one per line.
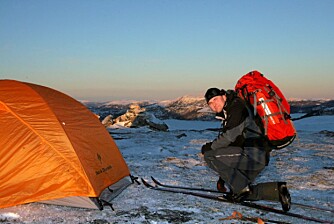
103, 104, 168, 131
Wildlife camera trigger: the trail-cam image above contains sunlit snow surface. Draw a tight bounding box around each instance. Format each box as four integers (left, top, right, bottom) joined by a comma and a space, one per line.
1, 115, 333, 223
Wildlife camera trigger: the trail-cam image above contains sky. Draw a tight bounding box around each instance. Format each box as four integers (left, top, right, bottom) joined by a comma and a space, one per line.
0, 0, 333, 101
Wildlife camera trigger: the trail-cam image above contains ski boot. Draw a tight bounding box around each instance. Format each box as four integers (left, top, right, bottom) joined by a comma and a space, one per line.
232, 185, 251, 202
278, 182, 291, 212
240, 182, 291, 212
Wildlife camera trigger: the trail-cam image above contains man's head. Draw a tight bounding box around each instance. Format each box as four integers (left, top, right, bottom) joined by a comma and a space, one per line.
204, 88, 226, 113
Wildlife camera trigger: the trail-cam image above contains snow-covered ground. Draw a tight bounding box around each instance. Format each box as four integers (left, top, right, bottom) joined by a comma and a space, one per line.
1, 115, 333, 223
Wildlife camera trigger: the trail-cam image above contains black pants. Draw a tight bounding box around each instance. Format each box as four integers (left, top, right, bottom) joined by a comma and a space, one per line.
204, 146, 268, 194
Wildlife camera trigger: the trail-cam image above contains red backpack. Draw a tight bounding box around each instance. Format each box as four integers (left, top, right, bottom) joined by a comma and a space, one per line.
235, 71, 296, 149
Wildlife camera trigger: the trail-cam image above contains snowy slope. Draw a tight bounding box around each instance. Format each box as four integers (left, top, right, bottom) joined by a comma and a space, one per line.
0, 116, 333, 223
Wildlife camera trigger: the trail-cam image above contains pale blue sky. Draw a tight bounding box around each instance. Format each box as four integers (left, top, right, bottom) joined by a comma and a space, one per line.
1, 0, 333, 101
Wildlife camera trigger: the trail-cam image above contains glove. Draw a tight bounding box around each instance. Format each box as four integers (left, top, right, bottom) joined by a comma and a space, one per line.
201, 142, 212, 154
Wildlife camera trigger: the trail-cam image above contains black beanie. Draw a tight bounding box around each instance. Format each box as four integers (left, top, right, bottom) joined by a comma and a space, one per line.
204, 88, 226, 103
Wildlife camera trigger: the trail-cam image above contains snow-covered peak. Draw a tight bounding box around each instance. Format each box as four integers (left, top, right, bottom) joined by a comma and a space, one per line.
174, 95, 205, 104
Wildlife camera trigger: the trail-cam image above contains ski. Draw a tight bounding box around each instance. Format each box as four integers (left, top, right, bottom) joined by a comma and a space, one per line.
142, 178, 332, 223
151, 176, 334, 214
292, 202, 334, 214
151, 176, 222, 193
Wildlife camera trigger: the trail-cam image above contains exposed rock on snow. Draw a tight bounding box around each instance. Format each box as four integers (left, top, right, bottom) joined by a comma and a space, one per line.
101, 114, 113, 127
319, 130, 334, 137
105, 104, 169, 131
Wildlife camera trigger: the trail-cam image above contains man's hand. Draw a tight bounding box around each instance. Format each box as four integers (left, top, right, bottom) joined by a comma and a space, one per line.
201, 142, 212, 154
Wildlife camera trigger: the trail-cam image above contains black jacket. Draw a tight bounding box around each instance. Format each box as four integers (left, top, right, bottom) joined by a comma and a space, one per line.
211, 91, 269, 150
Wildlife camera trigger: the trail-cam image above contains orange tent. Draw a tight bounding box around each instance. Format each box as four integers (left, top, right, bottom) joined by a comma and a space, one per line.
0, 80, 131, 209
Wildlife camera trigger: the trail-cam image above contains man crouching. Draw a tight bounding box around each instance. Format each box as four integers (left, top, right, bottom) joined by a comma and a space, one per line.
202, 88, 291, 211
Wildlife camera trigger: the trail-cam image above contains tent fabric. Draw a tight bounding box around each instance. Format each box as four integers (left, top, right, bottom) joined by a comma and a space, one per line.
0, 80, 131, 209
41, 177, 132, 209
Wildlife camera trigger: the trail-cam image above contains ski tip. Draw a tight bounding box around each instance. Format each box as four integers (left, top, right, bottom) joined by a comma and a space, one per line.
141, 178, 153, 188
141, 178, 148, 186
150, 176, 161, 185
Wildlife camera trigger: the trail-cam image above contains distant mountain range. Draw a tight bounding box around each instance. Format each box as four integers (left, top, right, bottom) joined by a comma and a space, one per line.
83, 96, 334, 121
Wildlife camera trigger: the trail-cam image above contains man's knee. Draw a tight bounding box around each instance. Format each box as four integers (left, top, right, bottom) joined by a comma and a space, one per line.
203, 148, 217, 162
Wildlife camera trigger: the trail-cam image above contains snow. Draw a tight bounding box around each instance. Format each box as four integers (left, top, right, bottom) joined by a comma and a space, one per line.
164, 119, 220, 131
1, 115, 334, 223
293, 115, 334, 132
